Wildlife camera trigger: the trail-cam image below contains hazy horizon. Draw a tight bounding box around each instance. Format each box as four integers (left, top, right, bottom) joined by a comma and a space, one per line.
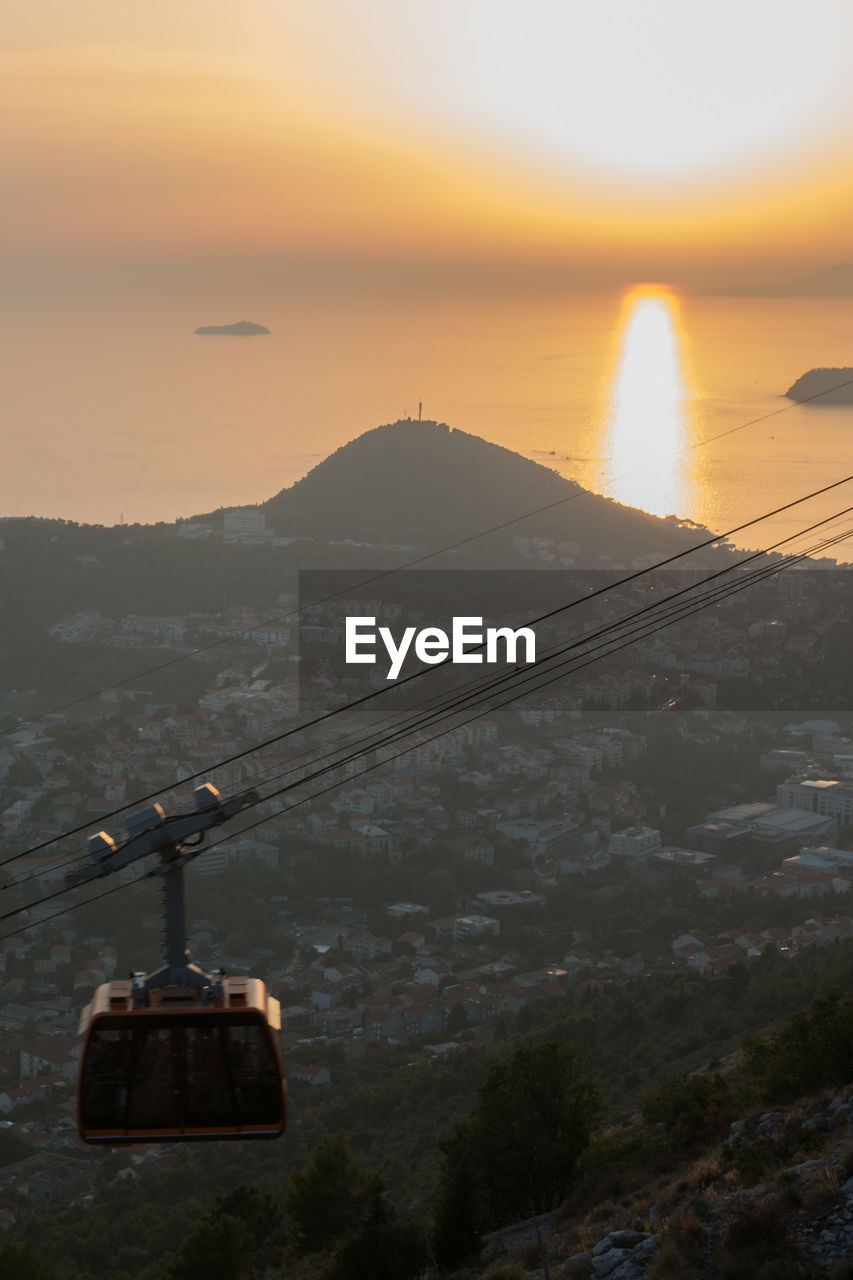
3, 290, 851, 568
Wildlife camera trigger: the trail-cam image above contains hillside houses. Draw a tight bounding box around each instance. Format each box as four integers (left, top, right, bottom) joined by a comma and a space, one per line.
672, 915, 853, 973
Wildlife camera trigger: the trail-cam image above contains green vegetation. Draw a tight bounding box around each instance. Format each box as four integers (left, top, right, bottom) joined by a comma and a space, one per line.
744, 988, 853, 1103
259, 418, 715, 556
285, 1132, 377, 1254
283, 1133, 424, 1279
714, 1200, 818, 1280
169, 1186, 279, 1280
433, 1042, 603, 1267
13, 939, 853, 1278
0, 1129, 32, 1168
0, 1237, 57, 1280
324, 1180, 425, 1280
641, 1072, 737, 1150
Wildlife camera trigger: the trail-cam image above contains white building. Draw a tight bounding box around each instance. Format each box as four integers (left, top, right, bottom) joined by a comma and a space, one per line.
194, 837, 277, 877
224, 509, 266, 537
777, 777, 853, 827
784, 846, 853, 872
495, 817, 582, 861
452, 915, 500, 941
473, 889, 545, 910
386, 902, 429, 919
608, 826, 661, 862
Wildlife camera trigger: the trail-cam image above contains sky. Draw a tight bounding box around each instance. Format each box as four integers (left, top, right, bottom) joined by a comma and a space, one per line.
3, 1, 853, 296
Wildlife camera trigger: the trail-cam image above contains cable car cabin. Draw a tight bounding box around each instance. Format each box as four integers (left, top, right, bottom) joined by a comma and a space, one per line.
77, 977, 286, 1144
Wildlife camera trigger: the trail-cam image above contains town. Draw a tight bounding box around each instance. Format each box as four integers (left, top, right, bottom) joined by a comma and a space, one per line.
0, 541, 851, 1214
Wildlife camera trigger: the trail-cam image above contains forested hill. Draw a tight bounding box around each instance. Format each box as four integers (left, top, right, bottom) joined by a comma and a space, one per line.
0, 417, 744, 677
258, 419, 712, 557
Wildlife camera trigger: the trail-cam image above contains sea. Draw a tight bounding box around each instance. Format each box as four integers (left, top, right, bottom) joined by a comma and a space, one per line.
2, 290, 852, 557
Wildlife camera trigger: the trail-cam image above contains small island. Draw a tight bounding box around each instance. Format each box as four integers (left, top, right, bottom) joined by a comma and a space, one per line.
785, 368, 853, 404
194, 320, 270, 336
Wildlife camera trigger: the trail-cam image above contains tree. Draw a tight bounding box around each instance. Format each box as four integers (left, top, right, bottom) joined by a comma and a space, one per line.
6, 756, 40, 788
744, 988, 853, 1103
725, 958, 750, 1007
169, 1214, 252, 1280
434, 1041, 604, 1240
0, 1130, 32, 1168
516, 1003, 533, 1034
445, 1002, 468, 1035
328, 1176, 426, 1280
285, 1132, 375, 1255
432, 1118, 489, 1269
476, 1041, 604, 1216
0, 1237, 57, 1280
641, 1073, 736, 1149
169, 1185, 279, 1280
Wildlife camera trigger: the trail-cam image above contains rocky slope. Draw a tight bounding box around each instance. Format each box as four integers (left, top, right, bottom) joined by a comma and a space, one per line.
478, 1092, 853, 1278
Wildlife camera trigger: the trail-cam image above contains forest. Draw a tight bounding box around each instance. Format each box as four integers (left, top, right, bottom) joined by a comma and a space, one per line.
5, 936, 853, 1279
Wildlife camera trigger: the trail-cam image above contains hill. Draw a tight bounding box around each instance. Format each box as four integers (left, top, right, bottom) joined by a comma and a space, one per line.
258, 419, 715, 562
785, 367, 853, 405
194, 320, 270, 335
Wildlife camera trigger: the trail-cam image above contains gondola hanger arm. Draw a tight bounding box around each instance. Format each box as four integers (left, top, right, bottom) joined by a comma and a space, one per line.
65, 784, 260, 888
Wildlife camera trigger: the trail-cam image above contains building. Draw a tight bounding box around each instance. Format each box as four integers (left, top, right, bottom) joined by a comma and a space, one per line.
685, 820, 751, 860
783, 846, 853, 872
749, 809, 836, 858
289, 1063, 330, 1086
385, 902, 428, 920
494, 817, 582, 862
473, 889, 545, 911
706, 800, 836, 859
760, 748, 809, 771
608, 826, 661, 862
224, 509, 266, 537
452, 915, 500, 942
653, 847, 716, 875
777, 777, 853, 827
120, 615, 185, 644
194, 837, 277, 876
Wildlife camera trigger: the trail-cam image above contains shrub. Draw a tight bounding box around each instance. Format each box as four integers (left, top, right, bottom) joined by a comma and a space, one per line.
743, 990, 853, 1104
641, 1073, 737, 1150
715, 1199, 819, 1280
648, 1240, 690, 1280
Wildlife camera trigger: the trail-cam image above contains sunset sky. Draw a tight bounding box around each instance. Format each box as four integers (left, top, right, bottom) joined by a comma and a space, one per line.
3, 3, 853, 530
4, 3, 850, 296
4, 1, 853, 295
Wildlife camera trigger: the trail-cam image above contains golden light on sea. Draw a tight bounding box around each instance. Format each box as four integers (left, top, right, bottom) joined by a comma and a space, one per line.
601, 285, 695, 519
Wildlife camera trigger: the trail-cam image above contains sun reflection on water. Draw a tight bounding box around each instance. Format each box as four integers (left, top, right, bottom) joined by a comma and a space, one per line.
601, 285, 694, 519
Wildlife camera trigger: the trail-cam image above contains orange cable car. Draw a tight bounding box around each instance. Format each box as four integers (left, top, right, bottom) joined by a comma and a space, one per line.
70, 786, 287, 1145
78, 976, 286, 1144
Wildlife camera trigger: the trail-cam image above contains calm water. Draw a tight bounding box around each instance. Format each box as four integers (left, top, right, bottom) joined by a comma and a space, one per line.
2, 291, 852, 554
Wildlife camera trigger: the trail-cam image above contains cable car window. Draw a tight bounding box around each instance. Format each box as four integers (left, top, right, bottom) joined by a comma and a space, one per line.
79, 1010, 285, 1140
186, 1026, 235, 1128
225, 1023, 281, 1124
125, 1027, 182, 1131
80, 1029, 133, 1130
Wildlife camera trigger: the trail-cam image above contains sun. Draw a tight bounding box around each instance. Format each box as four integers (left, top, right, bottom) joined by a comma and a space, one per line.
260, 0, 852, 185
470, 1, 848, 179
